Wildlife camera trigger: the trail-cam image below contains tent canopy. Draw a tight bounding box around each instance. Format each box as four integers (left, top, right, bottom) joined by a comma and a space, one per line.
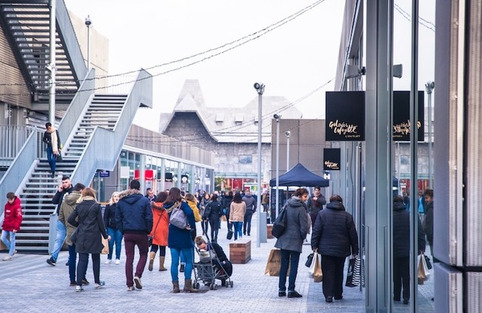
269, 163, 329, 187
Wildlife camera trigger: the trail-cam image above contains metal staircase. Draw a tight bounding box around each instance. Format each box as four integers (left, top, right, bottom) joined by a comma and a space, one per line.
15, 94, 127, 252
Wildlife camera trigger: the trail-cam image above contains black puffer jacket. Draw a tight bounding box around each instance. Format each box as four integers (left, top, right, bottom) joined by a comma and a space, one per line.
393, 200, 426, 257
311, 201, 359, 257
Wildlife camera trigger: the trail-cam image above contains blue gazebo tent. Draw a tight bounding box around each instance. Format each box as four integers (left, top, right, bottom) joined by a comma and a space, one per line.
269, 163, 329, 187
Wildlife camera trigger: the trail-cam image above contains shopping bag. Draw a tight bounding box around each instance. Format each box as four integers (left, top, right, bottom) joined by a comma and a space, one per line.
308, 251, 322, 283
345, 256, 361, 287
265, 248, 282, 276
305, 252, 314, 268
226, 230, 234, 240
101, 237, 109, 255
417, 253, 430, 284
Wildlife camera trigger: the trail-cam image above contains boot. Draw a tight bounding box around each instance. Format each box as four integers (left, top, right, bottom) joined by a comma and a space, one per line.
183, 279, 198, 293
159, 256, 167, 271
172, 281, 180, 293
148, 252, 155, 271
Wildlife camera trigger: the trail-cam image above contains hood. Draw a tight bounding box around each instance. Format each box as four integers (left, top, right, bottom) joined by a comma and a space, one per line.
326, 201, 345, 211
152, 201, 164, 211
118, 189, 144, 205
393, 201, 406, 211
244, 194, 253, 198
64, 191, 82, 206
6, 196, 21, 208
287, 196, 306, 209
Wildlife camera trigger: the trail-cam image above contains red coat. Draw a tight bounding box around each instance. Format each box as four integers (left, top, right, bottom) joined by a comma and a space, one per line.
150, 202, 169, 246
2, 197, 22, 231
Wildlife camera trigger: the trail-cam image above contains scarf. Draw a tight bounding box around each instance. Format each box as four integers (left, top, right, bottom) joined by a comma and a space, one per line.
48, 127, 59, 154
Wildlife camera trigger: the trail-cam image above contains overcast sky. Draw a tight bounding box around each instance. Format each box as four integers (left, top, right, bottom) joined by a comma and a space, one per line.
63, 0, 435, 132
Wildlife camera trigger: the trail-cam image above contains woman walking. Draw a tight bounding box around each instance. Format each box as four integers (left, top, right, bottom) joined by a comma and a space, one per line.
1, 192, 22, 261
68, 188, 109, 292
311, 194, 359, 303
229, 192, 246, 241
165, 187, 196, 293
200, 192, 211, 236
203, 193, 222, 242
148, 191, 169, 272
104, 192, 123, 264
275, 188, 309, 298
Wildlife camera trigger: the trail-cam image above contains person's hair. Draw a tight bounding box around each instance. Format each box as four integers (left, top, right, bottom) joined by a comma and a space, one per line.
330, 194, 343, 203
129, 179, 140, 190
73, 183, 85, 192
185, 193, 197, 203
166, 187, 182, 203
45, 122, 52, 128
81, 187, 96, 198
314, 186, 321, 191
227, 190, 233, 197
294, 188, 309, 197
204, 193, 210, 199
211, 193, 218, 201
155, 191, 168, 203
6, 192, 15, 200
108, 191, 120, 205
233, 192, 243, 203
394, 195, 404, 203
61, 175, 70, 181
424, 189, 433, 198
195, 236, 206, 246
146, 188, 152, 193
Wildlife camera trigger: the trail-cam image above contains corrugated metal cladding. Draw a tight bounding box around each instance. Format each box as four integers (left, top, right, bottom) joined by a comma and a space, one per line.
465, 0, 482, 268
0, 25, 31, 107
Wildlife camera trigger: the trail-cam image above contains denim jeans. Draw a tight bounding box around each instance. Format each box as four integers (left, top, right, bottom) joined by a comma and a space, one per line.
46, 145, 56, 172
124, 233, 149, 287
232, 222, 243, 240
1, 230, 16, 256
68, 244, 77, 283
51, 221, 66, 261
170, 247, 193, 282
106, 228, 123, 260
278, 249, 301, 292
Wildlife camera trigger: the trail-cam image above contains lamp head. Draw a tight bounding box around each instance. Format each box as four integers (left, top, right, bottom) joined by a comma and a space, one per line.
253, 82, 265, 95
285, 130, 291, 137
273, 113, 281, 120
85, 15, 92, 27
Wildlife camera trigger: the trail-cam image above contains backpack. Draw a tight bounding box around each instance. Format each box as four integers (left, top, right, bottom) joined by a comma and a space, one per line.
272, 205, 288, 238
170, 205, 188, 229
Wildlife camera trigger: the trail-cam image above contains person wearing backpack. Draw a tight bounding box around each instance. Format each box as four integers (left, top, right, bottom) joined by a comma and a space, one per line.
274, 188, 309, 298
165, 187, 196, 293
203, 193, 222, 243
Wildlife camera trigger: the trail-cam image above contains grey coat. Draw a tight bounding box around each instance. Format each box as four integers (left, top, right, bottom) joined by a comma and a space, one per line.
274, 196, 309, 253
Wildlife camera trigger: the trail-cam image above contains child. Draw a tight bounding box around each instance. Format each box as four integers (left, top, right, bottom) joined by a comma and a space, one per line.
1, 192, 23, 261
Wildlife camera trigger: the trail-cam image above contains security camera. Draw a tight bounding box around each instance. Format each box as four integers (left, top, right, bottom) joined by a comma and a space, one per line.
85, 15, 92, 27
254, 82, 261, 90
273, 114, 281, 120
285, 130, 291, 137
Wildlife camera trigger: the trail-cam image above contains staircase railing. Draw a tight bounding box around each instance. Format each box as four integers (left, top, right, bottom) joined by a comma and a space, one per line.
70, 69, 152, 186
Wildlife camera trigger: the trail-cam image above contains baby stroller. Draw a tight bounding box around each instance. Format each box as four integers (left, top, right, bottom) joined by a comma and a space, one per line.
193, 235, 233, 290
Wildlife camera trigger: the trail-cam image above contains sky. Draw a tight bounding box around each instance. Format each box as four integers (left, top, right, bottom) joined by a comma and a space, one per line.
63, 0, 346, 130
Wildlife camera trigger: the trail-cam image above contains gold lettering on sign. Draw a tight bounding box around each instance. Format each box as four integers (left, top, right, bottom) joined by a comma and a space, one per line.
328, 120, 359, 137
324, 161, 339, 170
393, 120, 422, 137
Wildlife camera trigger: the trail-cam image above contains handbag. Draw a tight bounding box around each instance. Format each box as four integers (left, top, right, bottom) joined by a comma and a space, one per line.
305, 252, 314, 268
345, 256, 361, 287
56, 151, 62, 162
226, 229, 234, 240
308, 251, 322, 283
424, 254, 432, 270
170, 204, 188, 229
418, 253, 430, 284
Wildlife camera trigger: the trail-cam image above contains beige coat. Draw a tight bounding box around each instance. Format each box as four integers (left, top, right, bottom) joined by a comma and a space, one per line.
229, 202, 246, 223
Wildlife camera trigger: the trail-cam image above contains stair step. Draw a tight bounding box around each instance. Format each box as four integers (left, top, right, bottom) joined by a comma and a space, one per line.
15, 232, 49, 238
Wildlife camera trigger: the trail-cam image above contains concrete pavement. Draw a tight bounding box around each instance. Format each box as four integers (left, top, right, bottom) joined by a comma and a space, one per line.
0, 215, 434, 313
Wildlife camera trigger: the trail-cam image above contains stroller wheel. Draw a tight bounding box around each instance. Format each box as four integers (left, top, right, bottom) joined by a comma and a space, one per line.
210, 283, 217, 290
194, 282, 200, 289
229, 281, 234, 288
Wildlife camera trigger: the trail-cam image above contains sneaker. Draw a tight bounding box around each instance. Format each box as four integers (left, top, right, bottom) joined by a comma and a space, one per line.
46, 258, 56, 266
105, 259, 111, 264
82, 278, 90, 285
115, 259, 120, 265
75, 286, 83, 292
127, 286, 135, 291
95, 281, 105, 289
134, 276, 142, 289
2, 255, 12, 261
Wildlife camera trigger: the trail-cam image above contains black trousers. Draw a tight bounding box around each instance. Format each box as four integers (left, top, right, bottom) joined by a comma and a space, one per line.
77, 253, 100, 285
321, 255, 346, 299
393, 256, 410, 301
243, 211, 254, 235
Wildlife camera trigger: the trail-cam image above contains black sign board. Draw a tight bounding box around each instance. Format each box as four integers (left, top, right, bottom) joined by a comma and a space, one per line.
165, 172, 173, 182
393, 91, 425, 141
326, 91, 365, 141
323, 148, 341, 171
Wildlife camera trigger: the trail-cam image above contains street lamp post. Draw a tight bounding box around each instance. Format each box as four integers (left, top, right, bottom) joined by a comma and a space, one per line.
274, 114, 281, 219
48, 0, 57, 124
425, 81, 434, 188
85, 15, 92, 69
285, 130, 291, 172
254, 82, 265, 248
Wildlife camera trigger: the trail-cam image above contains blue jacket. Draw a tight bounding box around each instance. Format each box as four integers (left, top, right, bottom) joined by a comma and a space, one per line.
115, 189, 152, 234
167, 200, 196, 249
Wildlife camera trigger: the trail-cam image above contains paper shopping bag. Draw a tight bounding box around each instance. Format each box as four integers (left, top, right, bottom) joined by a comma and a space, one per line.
308, 251, 323, 283
265, 248, 282, 276
101, 237, 109, 255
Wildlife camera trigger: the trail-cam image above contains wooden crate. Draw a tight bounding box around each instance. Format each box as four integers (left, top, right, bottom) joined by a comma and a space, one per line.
229, 239, 251, 264
267, 224, 274, 239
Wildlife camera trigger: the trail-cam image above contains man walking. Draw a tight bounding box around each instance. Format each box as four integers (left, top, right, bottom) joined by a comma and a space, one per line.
46, 175, 73, 266
242, 190, 257, 236
115, 180, 153, 291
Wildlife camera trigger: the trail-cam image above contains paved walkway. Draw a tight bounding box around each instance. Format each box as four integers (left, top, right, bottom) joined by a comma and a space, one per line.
0, 216, 434, 313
